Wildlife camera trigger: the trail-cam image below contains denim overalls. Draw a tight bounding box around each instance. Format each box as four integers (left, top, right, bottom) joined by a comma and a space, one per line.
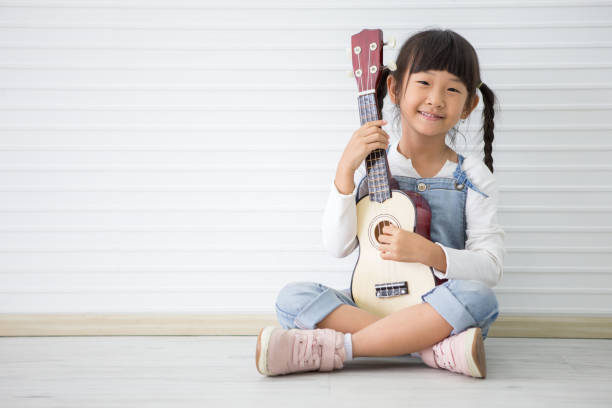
275, 152, 499, 339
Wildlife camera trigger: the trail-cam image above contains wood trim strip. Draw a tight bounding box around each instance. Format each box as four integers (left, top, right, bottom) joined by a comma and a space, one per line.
0, 314, 611, 338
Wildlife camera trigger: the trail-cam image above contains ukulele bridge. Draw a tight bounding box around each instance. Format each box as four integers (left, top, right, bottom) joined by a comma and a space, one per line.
375, 282, 409, 298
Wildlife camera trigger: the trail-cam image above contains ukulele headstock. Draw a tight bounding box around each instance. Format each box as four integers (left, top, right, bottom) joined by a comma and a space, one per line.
349, 29, 396, 95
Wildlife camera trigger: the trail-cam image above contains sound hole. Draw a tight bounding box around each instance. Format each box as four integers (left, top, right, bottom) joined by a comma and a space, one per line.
374, 220, 396, 244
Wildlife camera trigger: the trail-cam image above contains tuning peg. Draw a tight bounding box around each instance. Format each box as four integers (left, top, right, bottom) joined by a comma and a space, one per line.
346, 70, 355, 78
385, 62, 397, 72
384, 37, 397, 49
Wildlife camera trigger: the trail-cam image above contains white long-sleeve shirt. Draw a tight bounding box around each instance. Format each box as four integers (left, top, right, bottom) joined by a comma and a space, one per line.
321, 140, 505, 287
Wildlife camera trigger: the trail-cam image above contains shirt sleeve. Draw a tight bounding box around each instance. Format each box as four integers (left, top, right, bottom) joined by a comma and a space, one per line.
321, 163, 367, 258
431, 158, 505, 287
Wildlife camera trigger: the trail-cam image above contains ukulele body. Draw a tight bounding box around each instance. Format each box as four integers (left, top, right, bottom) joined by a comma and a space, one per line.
351, 187, 435, 318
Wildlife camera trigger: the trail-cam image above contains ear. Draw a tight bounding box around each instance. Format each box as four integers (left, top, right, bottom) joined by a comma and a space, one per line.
386, 75, 397, 105
462, 94, 480, 119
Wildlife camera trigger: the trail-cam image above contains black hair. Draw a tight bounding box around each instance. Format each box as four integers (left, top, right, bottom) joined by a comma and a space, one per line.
376, 28, 498, 173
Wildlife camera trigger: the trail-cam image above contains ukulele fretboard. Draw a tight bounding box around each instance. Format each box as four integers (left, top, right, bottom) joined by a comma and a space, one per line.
358, 92, 391, 203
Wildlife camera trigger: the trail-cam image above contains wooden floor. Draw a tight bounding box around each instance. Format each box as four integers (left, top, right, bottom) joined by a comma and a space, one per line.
1, 336, 611, 407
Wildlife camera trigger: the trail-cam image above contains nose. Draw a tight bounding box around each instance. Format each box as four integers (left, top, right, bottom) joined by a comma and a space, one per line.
426, 87, 445, 107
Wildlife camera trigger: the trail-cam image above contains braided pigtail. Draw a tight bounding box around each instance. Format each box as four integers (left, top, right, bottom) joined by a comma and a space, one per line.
478, 82, 497, 173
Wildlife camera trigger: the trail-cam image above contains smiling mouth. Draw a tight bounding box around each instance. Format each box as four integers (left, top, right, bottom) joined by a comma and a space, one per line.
419, 111, 444, 120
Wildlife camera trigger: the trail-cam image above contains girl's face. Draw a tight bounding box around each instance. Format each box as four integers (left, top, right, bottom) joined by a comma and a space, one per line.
387, 69, 479, 141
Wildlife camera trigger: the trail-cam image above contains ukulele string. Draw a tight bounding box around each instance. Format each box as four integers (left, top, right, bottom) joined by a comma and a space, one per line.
376, 49, 393, 294
368, 44, 391, 295
366, 48, 380, 266
380, 149, 390, 295
376, 147, 389, 292
366, 47, 384, 288
368, 65, 380, 268
358, 43, 365, 104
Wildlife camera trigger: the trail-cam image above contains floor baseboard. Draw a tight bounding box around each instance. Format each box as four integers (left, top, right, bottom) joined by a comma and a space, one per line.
0, 313, 610, 338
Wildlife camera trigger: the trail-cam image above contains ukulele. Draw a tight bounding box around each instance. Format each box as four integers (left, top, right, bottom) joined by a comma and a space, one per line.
348, 29, 436, 317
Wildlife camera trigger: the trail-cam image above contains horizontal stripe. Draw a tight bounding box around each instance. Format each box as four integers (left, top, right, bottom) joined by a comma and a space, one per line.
1, 83, 612, 91
0, 246, 607, 253
0, 62, 611, 71
0, 206, 609, 213
1, 313, 610, 337
0, 225, 608, 233
0, 286, 610, 294
0, 124, 610, 131
0, 266, 609, 274
0, 22, 611, 30
0, 103, 610, 111
0, 144, 610, 152
0, 164, 609, 172
1, 0, 609, 10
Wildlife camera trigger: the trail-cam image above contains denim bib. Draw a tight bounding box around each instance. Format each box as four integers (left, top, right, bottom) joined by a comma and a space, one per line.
356, 153, 489, 252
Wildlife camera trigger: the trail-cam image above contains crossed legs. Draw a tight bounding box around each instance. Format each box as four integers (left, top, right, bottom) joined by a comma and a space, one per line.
316, 302, 453, 357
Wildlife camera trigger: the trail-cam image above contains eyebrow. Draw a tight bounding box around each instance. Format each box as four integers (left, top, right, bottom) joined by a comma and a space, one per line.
422, 70, 462, 83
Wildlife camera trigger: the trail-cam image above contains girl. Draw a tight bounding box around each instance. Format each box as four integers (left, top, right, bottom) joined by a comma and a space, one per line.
255, 28, 504, 379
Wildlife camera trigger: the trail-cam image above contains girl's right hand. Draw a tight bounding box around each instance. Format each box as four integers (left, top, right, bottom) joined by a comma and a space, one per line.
338, 119, 390, 173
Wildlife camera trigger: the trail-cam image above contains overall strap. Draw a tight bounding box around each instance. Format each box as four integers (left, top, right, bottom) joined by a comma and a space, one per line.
453, 154, 489, 198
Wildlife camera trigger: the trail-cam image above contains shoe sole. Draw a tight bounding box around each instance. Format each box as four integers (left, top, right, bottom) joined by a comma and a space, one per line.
465, 327, 486, 378
256, 326, 277, 376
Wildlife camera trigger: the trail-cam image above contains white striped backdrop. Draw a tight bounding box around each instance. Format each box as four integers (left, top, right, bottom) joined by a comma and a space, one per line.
0, 1, 611, 315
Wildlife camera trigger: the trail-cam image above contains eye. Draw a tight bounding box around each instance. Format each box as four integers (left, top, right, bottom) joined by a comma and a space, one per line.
449, 88, 460, 93
417, 81, 429, 85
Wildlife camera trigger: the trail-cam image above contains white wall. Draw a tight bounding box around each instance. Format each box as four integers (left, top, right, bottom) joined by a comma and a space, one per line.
0, 0, 611, 315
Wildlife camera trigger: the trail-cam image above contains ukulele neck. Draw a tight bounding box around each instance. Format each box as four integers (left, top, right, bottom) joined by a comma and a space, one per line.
358, 92, 392, 203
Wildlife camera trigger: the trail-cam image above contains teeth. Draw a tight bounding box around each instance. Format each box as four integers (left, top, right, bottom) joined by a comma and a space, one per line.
420, 111, 440, 118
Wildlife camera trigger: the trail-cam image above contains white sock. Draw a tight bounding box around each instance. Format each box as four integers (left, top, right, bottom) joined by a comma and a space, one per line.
343, 333, 353, 360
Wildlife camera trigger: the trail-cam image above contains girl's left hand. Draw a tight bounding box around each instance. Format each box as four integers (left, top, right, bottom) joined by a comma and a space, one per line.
378, 224, 428, 263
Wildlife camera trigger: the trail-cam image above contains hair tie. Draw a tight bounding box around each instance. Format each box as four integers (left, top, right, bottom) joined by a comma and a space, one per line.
477, 81, 483, 89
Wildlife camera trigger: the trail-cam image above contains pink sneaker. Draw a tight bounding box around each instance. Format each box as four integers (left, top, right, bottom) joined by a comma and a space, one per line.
418, 327, 487, 378
255, 326, 346, 376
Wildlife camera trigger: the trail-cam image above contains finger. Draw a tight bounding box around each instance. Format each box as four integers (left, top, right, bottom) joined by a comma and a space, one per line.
361, 129, 389, 143
365, 125, 388, 134
365, 119, 387, 127
364, 141, 390, 153
364, 136, 390, 150
363, 133, 389, 144
362, 124, 388, 135
380, 251, 392, 260
382, 225, 394, 234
